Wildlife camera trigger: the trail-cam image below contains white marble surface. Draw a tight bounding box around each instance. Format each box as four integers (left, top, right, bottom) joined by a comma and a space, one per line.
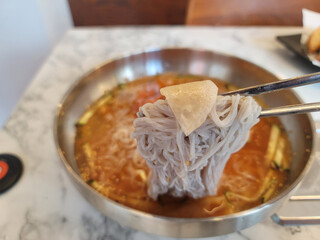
1, 27, 320, 240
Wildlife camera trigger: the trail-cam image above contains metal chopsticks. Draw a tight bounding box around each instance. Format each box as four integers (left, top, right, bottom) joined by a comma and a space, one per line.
290, 195, 320, 201
221, 72, 320, 117
221, 72, 320, 96
260, 102, 320, 118
271, 214, 320, 226
271, 195, 320, 226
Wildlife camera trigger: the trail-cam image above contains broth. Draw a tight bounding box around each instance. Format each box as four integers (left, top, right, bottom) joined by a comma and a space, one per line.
75, 73, 291, 218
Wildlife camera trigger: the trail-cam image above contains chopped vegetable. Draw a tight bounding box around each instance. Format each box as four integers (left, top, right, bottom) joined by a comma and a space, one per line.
88, 179, 104, 191
83, 143, 93, 158
272, 137, 286, 169
136, 169, 147, 182
87, 179, 95, 185
83, 143, 95, 168
224, 192, 234, 207
265, 124, 281, 166
87, 179, 103, 190
76, 92, 114, 126
225, 191, 256, 202
76, 110, 95, 127
225, 170, 278, 203
259, 170, 277, 195
261, 178, 277, 203
117, 83, 126, 89
282, 155, 290, 172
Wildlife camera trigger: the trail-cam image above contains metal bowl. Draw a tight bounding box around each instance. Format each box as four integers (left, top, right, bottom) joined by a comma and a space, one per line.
54, 48, 315, 238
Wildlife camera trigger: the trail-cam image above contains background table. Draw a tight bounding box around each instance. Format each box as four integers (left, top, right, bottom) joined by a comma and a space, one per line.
1, 27, 320, 240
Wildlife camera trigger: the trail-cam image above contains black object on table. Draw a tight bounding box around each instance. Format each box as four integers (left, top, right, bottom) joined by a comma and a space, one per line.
0, 154, 23, 194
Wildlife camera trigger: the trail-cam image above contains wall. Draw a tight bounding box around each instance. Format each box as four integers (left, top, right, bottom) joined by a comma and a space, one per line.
0, 0, 73, 128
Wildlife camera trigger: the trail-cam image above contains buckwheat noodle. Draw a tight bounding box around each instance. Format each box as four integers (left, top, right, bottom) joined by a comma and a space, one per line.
132, 94, 261, 199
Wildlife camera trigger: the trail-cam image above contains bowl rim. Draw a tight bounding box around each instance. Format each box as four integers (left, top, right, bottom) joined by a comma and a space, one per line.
53, 47, 316, 223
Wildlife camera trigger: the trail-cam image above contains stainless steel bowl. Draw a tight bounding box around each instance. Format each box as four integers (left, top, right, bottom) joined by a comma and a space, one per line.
54, 48, 315, 238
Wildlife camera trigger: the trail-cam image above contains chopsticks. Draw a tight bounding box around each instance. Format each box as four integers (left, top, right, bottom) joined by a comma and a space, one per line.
271, 214, 320, 226
259, 102, 320, 118
220, 72, 320, 117
221, 72, 320, 96
290, 195, 320, 201
271, 195, 320, 226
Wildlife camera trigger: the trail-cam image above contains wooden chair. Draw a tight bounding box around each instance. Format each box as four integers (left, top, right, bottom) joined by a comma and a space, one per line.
187, 0, 320, 26
68, 0, 189, 26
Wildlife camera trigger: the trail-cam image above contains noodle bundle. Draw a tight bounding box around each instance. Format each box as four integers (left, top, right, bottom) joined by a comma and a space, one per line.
132, 81, 261, 199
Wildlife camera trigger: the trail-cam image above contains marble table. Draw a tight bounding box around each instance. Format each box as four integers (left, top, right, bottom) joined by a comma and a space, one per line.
1, 27, 320, 240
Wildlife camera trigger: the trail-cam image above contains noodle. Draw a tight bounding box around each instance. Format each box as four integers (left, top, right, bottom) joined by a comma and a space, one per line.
132, 90, 261, 199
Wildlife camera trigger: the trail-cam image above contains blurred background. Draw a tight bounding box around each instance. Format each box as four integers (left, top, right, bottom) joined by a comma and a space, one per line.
1, 0, 320, 128
0, 0, 72, 128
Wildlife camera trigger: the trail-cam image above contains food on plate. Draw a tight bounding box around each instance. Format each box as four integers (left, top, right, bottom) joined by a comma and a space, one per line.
132, 81, 261, 199
75, 73, 291, 218
307, 26, 320, 60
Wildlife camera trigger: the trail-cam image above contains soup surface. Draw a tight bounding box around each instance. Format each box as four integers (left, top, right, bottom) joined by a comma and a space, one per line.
75, 73, 291, 218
